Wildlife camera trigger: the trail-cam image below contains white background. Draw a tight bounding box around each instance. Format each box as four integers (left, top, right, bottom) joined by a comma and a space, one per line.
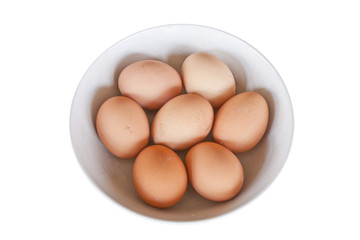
1, 1, 359, 239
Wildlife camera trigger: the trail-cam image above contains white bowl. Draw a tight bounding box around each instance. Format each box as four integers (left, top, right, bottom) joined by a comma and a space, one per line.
70, 24, 294, 221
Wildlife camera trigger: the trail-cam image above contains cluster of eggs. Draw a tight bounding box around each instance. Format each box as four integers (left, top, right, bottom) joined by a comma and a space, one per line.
96, 53, 269, 208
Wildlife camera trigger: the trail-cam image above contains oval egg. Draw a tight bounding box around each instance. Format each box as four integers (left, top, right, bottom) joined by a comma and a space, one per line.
151, 93, 214, 150
118, 60, 182, 110
181, 52, 235, 108
96, 96, 149, 158
186, 142, 244, 202
213, 91, 269, 153
133, 145, 188, 208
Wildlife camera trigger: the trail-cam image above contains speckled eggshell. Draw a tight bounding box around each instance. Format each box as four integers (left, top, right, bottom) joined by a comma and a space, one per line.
133, 145, 188, 208
118, 60, 182, 110
181, 52, 235, 108
213, 91, 269, 153
186, 142, 244, 202
151, 93, 214, 150
96, 96, 149, 158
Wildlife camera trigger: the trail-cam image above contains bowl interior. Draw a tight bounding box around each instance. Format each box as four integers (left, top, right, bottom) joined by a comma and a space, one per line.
70, 25, 294, 221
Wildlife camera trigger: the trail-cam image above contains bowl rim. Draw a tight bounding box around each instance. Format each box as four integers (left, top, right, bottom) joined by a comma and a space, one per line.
69, 23, 295, 223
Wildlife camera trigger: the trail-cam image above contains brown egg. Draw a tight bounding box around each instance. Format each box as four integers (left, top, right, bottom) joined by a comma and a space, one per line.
151, 93, 214, 150
96, 96, 149, 158
118, 60, 182, 110
181, 52, 235, 108
186, 142, 244, 202
133, 145, 188, 208
213, 91, 269, 153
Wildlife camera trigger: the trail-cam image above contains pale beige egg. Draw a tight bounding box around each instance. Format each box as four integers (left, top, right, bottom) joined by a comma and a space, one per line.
186, 142, 244, 202
213, 91, 269, 153
151, 93, 214, 150
118, 60, 182, 110
181, 52, 235, 108
96, 96, 149, 158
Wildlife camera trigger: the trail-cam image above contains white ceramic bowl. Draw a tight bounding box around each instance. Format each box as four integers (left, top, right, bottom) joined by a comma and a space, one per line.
70, 24, 294, 221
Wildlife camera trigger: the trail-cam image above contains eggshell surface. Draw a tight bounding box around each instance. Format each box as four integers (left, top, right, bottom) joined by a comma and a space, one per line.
151, 93, 214, 150
133, 145, 188, 208
186, 142, 244, 202
213, 91, 269, 153
118, 60, 182, 110
96, 96, 149, 158
181, 52, 235, 108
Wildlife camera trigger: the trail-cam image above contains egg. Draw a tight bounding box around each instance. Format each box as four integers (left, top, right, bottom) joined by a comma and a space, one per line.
118, 60, 182, 110
181, 52, 235, 108
186, 142, 244, 202
96, 96, 149, 158
133, 145, 188, 208
151, 93, 214, 150
213, 91, 269, 153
